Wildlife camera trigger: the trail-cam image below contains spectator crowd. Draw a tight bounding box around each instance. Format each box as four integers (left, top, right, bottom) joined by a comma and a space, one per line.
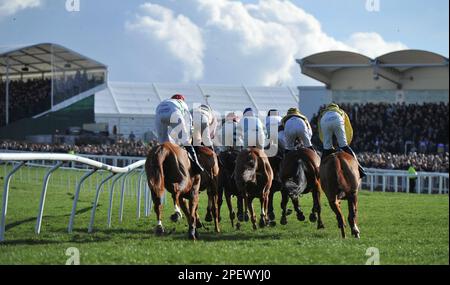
1, 73, 104, 126
310, 102, 449, 154
0, 139, 156, 158
1, 102, 449, 173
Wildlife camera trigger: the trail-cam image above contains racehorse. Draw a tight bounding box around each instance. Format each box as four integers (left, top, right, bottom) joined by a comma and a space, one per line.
279, 148, 324, 229
196, 146, 221, 233
145, 142, 201, 240
319, 151, 361, 238
267, 147, 284, 226
217, 148, 248, 229
234, 148, 273, 230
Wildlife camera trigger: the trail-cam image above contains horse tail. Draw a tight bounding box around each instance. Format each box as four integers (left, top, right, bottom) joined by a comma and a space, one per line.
333, 155, 350, 193
146, 145, 166, 197
339, 155, 359, 193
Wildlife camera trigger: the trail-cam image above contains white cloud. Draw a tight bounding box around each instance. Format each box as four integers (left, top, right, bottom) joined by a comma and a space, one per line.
126, 0, 408, 86
125, 3, 205, 82
346, 32, 408, 58
0, 0, 41, 17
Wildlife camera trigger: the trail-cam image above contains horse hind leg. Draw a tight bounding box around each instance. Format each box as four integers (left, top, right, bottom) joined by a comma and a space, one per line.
347, 193, 360, 238
150, 188, 165, 236
329, 199, 346, 238
280, 191, 289, 225
267, 188, 276, 226
258, 197, 267, 228
247, 196, 257, 230
224, 193, 235, 228
311, 184, 325, 229
291, 196, 306, 222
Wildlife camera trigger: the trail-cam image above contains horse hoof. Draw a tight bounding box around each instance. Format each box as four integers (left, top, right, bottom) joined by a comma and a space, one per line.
170, 212, 181, 223
155, 225, 165, 236
317, 223, 325, 230
252, 224, 258, 230
205, 212, 213, 222
353, 232, 360, 239
259, 219, 266, 228
286, 209, 293, 216
188, 228, 197, 240
237, 213, 244, 222
236, 223, 241, 230
268, 212, 276, 221
269, 220, 276, 227
244, 213, 250, 222
280, 216, 287, 225
196, 220, 204, 229
195, 229, 200, 239
297, 212, 306, 222
309, 213, 317, 223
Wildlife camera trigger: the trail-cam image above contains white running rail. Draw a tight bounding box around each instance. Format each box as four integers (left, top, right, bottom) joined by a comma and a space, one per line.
0, 153, 147, 242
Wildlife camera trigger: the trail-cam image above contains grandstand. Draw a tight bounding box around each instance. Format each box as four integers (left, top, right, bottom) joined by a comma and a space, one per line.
0, 43, 107, 140
297, 50, 449, 105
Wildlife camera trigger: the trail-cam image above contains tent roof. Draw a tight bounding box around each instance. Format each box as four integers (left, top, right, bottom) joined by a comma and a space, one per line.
95, 82, 299, 117
0, 43, 107, 76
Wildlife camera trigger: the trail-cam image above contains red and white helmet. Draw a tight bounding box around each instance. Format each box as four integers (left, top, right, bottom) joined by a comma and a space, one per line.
171, 94, 185, 101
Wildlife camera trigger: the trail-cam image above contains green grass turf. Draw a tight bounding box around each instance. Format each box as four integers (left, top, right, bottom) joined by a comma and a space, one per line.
0, 165, 448, 265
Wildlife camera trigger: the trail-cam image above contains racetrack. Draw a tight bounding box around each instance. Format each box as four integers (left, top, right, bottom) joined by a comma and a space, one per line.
0, 166, 448, 265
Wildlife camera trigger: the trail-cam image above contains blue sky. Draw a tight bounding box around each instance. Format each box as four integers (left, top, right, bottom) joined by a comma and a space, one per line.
0, 0, 448, 86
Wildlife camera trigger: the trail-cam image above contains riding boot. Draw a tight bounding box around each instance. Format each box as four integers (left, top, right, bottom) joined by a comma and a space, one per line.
321, 148, 335, 160
341, 146, 367, 178
307, 145, 318, 155
184, 145, 205, 175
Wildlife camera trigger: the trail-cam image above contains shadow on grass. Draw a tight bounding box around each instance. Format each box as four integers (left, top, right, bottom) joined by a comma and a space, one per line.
0, 239, 62, 246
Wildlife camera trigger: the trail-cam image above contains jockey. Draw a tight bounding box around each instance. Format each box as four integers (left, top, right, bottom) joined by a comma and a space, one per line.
155, 94, 204, 174
241, 107, 266, 149
318, 103, 366, 178
216, 112, 243, 150
265, 109, 283, 146
192, 104, 218, 150
281, 107, 315, 154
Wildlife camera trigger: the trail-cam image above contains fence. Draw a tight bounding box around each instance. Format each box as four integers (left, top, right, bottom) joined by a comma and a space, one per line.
364, 168, 449, 194
0, 153, 160, 242
0, 151, 448, 242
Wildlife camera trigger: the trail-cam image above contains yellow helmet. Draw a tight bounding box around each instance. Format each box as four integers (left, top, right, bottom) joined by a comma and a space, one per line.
287, 107, 301, 116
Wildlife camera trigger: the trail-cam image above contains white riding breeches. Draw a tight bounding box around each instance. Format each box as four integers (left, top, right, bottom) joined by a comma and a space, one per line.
284, 117, 312, 150
241, 117, 266, 149
155, 107, 191, 146
320, 111, 347, 150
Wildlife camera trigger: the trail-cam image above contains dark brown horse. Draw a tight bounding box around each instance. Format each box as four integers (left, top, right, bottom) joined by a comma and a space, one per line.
217, 148, 248, 229
320, 151, 361, 238
145, 142, 201, 240
279, 148, 324, 229
196, 146, 221, 232
234, 148, 273, 229
267, 147, 285, 226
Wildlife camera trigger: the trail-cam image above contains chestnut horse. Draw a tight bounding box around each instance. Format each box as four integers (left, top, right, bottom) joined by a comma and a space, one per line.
320, 151, 361, 238
145, 142, 201, 240
234, 148, 273, 229
279, 148, 324, 229
196, 146, 221, 232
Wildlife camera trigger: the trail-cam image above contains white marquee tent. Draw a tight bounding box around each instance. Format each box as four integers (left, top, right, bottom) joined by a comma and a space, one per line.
94, 82, 300, 139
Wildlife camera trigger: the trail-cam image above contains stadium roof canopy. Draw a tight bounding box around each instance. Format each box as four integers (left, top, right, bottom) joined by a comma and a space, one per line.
95, 82, 299, 117
0, 43, 107, 77
297, 50, 449, 90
